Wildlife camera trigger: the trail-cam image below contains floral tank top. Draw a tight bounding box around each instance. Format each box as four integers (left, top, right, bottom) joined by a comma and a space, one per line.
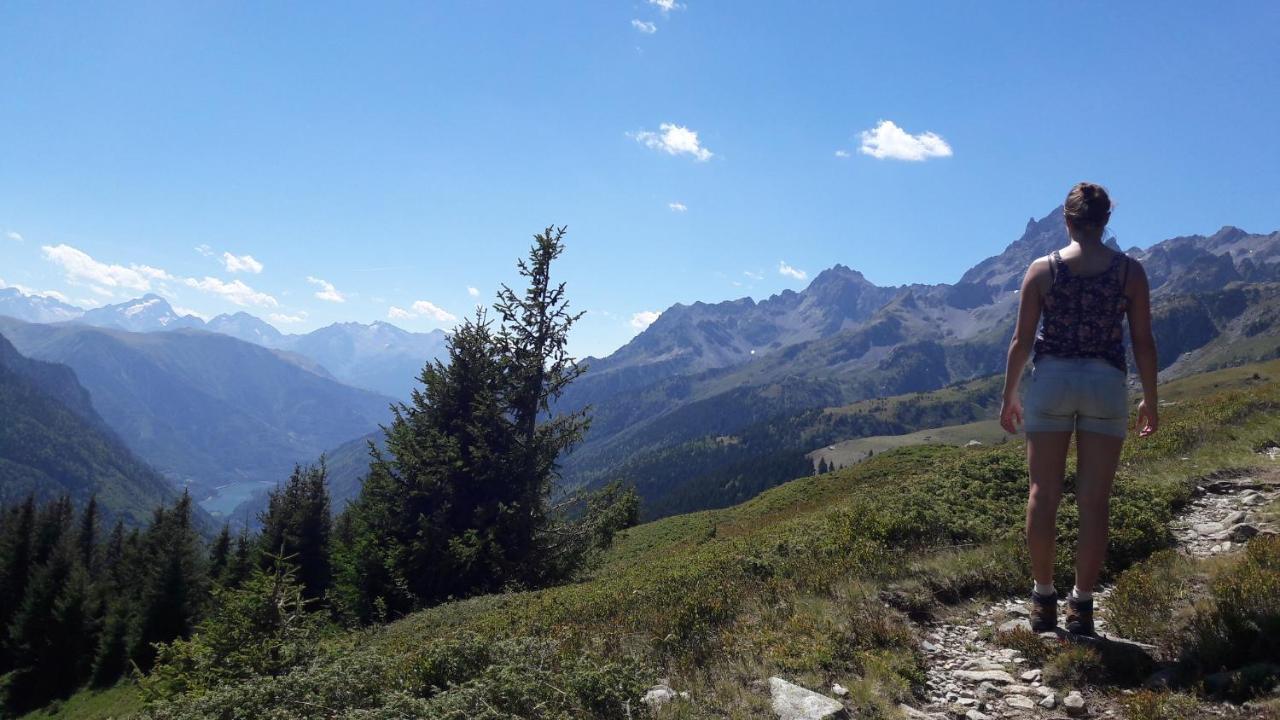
1033, 249, 1131, 372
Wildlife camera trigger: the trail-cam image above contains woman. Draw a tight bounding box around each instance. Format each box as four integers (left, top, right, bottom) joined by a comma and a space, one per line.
999, 182, 1159, 635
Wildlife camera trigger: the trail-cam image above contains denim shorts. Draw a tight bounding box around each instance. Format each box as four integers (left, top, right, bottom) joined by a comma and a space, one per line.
1023, 356, 1129, 438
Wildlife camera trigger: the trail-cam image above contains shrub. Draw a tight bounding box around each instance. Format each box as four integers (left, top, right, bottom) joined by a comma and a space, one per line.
1119, 690, 1200, 720
1042, 644, 1103, 688
1183, 535, 1280, 680
1107, 550, 1198, 651
993, 626, 1054, 665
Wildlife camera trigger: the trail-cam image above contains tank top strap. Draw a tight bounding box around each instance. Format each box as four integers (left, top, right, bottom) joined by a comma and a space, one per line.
1049, 250, 1064, 283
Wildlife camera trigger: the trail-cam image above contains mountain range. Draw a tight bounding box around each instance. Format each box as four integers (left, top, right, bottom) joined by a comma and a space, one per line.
4, 206, 1278, 524
547, 207, 1280, 517
0, 317, 396, 523
0, 292, 448, 400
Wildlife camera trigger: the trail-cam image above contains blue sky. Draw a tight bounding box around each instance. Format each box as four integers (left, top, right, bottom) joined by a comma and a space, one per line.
2, 2, 1278, 357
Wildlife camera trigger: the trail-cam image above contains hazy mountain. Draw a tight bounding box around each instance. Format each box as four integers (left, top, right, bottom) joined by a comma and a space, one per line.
0, 318, 396, 521
0, 332, 184, 527
557, 208, 1280, 518
80, 295, 446, 400
0, 287, 84, 323
283, 321, 448, 400
205, 311, 287, 347
79, 293, 206, 332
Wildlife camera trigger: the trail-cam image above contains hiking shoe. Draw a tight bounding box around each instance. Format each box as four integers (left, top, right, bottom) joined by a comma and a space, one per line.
1030, 590, 1058, 632
1065, 595, 1095, 635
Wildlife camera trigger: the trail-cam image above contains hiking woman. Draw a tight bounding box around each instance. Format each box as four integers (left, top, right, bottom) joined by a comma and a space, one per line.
998, 182, 1159, 635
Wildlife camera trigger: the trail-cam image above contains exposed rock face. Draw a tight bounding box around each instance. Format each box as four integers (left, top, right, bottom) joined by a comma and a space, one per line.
768, 677, 846, 720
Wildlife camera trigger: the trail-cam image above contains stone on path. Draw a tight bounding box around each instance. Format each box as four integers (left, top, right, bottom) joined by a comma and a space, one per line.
1019, 668, 1041, 682
768, 677, 846, 720
1039, 693, 1057, 709
965, 710, 991, 720
953, 669, 1016, 684
1005, 695, 1036, 709
1063, 690, 1087, 716
1194, 522, 1224, 535
896, 704, 945, 720
999, 618, 1031, 634
1229, 523, 1259, 541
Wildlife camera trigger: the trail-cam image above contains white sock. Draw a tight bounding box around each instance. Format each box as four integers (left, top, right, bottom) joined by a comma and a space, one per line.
1033, 581, 1056, 597
1071, 586, 1093, 602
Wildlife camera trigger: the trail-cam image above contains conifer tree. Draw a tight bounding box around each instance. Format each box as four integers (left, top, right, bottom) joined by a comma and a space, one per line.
208, 524, 232, 583
258, 462, 332, 601
131, 492, 207, 672
335, 226, 604, 620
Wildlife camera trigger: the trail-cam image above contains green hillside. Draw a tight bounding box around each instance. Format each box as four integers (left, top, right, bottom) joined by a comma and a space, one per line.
113, 359, 1280, 718
0, 333, 178, 527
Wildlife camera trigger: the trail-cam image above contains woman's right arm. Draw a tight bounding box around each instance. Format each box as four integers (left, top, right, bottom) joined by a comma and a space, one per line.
1126, 260, 1159, 436
1000, 259, 1047, 434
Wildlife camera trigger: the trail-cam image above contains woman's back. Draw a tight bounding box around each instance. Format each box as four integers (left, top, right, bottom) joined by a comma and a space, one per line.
1033, 247, 1130, 372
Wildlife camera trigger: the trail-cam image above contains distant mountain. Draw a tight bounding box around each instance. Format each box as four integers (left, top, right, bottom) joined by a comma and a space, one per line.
0, 332, 183, 527
283, 322, 448, 400
0, 287, 84, 323
205, 311, 286, 347
0, 318, 396, 522
557, 208, 1280, 519
80, 294, 206, 332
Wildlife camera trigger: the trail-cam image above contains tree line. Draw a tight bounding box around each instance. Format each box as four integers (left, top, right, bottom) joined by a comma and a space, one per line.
0, 228, 639, 713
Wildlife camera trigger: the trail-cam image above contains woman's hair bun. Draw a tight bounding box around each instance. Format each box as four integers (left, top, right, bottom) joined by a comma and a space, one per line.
1065, 182, 1111, 228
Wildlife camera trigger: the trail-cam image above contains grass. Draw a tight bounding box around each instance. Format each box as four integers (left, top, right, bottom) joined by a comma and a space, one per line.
16, 684, 142, 720
58, 359, 1280, 718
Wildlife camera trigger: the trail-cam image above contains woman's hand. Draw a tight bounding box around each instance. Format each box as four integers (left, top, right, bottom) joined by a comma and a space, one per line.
1136, 399, 1159, 437
1000, 395, 1023, 435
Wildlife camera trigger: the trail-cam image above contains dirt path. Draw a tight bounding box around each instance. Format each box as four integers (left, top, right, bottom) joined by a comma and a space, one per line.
902, 464, 1280, 720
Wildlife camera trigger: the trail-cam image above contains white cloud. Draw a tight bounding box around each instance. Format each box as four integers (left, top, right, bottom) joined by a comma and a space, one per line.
649, 0, 682, 12
410, 300, 457, 323
743, 270, 763, 280
467, 286, 480, 297
857, 120, 952, 161
387, 306, 413, 320
668, 202, 688, 213
630, 310, 661, 330
194, 244, 213, 257
779, 261, 807, 280
631, 19, 657, 33
633, 123, 713, 161
5, 231, 22, 242
268, 312, 308, 324
0, 277, 71, 303
222, 252, 264, 274
834, 149, 851, 158
41, 244, 174, 293
185, 277, 279, 307
306, 276, 346, 303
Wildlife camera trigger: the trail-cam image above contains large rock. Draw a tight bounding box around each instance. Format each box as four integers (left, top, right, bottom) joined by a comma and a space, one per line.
768, 677, 846, 720
1229, 523, 1259, 542
1063, 690, 1087, 716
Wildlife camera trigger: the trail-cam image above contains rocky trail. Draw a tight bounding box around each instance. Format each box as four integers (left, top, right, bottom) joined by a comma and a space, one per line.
640, 463, 1280, 719
904, 466, 1280, 720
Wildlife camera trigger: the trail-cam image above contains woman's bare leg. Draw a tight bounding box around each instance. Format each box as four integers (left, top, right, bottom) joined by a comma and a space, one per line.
1026, 431, 1073, 588
1073, 430, 1125, 593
